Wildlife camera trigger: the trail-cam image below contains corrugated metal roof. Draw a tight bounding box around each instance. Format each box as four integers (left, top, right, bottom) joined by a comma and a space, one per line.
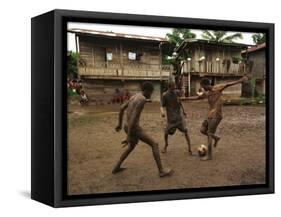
68, 28, 167, 42
175, 39, 250, 52
241, 42, 266, 54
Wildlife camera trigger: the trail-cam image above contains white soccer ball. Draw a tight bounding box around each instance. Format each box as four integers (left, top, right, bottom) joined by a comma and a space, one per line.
197, 144, 207, 157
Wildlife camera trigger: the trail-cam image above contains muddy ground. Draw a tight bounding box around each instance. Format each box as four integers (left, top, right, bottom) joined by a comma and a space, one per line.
67, 100, 266, 195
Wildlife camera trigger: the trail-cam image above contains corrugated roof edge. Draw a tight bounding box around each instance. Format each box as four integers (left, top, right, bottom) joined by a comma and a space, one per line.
241, 42, 266, 54
68, 28, 167, 42
175, 39, 251, 53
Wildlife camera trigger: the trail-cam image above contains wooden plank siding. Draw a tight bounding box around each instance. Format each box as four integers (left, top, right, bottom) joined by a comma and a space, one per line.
181, 46, 245, 75
77, 35, 172, 80
179, 43, 247, 97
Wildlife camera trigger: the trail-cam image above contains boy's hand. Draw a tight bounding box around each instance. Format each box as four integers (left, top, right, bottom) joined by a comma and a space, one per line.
240, 75, 249, 83
121, 140, 128, 147
115, 125, 122, 132
126, 135, 133, 145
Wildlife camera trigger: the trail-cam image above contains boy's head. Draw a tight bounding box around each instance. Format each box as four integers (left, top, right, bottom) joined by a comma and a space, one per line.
168, 80, 176, 91
200, 77, 212, 91
141, 81, 154, 99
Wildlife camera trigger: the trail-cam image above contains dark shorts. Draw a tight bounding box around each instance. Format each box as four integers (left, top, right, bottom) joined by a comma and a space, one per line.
165, 120, 187, 135
201, 118, 222, 134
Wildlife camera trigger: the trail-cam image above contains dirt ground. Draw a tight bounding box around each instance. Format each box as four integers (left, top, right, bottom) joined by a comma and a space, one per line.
67, 100, 266, 195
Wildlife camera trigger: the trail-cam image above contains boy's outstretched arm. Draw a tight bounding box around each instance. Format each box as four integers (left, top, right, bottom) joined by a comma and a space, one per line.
115, 101, 129, 132
185, 92, 207, 100
217, 75, 248, 92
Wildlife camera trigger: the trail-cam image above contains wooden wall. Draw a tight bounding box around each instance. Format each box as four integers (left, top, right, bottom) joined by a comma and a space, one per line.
247, 49, 266, 79
182, 45, 244, 75
82, 79, 162, 102
77, 36, 168, 78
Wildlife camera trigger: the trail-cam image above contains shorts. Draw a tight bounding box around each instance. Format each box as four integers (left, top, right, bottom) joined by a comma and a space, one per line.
165, 120, 188, 135
201, 118, 222, 134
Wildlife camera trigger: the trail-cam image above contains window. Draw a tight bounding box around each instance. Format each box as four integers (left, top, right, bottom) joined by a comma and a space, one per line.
106, 52, 113, 61
128, 52, 136, 60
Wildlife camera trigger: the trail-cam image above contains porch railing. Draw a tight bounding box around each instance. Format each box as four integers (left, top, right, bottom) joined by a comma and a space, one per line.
182, 60, 246, 75
78, 62, 173, 78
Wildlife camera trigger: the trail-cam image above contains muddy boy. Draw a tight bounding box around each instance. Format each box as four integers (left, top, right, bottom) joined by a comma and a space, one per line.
188, 76, 248, 160
113, 81, 173, 177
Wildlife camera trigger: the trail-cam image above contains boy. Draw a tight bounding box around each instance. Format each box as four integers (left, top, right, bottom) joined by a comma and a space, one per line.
188, 76, 248, 160
160, 81, 192, 155
113, 81, 173, 177
79, 89, 89, 105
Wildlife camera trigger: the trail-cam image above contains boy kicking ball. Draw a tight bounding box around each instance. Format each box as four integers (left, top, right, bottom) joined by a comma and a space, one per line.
113, 81, 173, 177
187, 76, 248, 160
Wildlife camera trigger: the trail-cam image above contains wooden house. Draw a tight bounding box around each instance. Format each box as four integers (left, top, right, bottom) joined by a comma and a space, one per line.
241, 43, 266, 97
68, 29, 174, 102
174, 39, 248, 97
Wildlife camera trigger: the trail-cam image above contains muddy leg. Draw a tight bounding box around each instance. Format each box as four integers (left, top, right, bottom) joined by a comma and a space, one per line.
112, 144, 136, 174
184, 131, 192, 155
162, 132, 169, 153
208, 118, 221, 148
139, 131, 173, 177
209, 133, 220, 147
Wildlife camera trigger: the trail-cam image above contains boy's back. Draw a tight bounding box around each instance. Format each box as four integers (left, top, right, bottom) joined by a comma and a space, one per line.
126, 93, 146, 128
162, 90, 182, 123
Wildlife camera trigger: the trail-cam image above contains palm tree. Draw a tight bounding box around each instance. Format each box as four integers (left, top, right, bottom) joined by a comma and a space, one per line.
166, 28, 196, 46
252, 33, 266, 45
165, 29, 196, 90
201, 30, 243, 43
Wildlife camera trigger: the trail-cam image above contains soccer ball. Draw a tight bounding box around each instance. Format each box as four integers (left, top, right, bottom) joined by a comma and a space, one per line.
197, 144, 207, 157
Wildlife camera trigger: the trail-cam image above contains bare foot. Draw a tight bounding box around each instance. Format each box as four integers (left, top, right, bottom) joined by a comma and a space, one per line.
112, 167, 127, 174
188, 150, 193, 156
159, 168, 173, 177
200, 155, 212, 161
161, 148, 167, 154
214, 137, 220, 148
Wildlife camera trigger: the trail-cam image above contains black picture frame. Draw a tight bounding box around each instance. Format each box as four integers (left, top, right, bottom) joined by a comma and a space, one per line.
31, 9, 274, 207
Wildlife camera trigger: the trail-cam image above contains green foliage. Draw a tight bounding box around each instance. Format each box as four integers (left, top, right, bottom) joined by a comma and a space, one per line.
166, 29, 196, 46
67, 51, 78, 78
252, 33, 266, 45
250, 77, 256, 98
68, 88, 79, 96
164, 29, 196, 78
201, 31, 243, 43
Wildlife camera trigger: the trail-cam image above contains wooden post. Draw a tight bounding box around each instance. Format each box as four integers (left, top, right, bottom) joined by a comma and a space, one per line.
222, 48, 225, 74
119, 42, 124, 77
75, 35, 79, 54
198, 46, 201, 73
91, 47, 94, 76
188, 72, 191, 97
75, 34, 79, 78
159, 42, 162, 80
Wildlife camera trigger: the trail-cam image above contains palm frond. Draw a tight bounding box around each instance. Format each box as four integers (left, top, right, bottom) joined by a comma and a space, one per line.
213, 31, 227, 42
222, 33, 243, 43
201, 30, 215, 41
